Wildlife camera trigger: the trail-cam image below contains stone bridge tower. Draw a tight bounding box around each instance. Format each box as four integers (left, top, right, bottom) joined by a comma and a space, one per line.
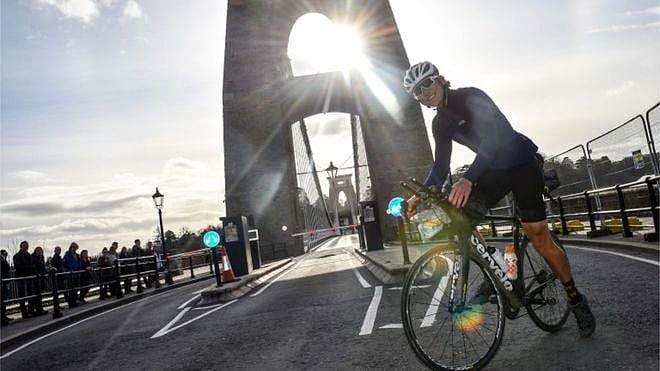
222, 0, 433, 256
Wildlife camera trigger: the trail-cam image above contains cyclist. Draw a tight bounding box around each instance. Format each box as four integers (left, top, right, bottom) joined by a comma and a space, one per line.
402, 61, 596, 338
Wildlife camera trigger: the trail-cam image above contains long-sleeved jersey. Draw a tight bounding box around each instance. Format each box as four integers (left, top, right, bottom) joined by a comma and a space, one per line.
424, 87, 538, 187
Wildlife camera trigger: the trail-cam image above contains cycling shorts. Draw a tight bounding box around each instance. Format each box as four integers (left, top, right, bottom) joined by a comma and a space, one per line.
463, 159, 546, 223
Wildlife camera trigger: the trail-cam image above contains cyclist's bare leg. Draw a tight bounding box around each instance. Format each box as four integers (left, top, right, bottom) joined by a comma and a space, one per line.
521, 220, 572, 283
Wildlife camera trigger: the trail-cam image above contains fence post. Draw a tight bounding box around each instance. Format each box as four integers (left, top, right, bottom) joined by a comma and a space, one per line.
188, 256, 195, 279
34, 275, 43, 313
114, 260, 123, 299
645, 177, 659, 241
211, 247, 222, 287
165, 255, 173, 285
208, 251, 214, 274
135, 257, 143, 294
153, 255, 161, 289
615, 185, 633, 237
50, 270, 62, 319
584, 191, 596, 233
488, 210, 498, 237
399, 200, 411, 265
558, 196, 569, 236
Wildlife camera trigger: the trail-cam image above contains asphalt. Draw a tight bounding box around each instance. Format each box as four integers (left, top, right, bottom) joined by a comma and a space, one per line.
0, 234, 657, 370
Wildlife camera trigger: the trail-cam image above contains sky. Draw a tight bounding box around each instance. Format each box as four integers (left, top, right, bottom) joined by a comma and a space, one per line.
1, 0, 659, 256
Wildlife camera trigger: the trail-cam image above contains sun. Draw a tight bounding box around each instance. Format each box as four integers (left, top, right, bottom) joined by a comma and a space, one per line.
288, 13, 368, 76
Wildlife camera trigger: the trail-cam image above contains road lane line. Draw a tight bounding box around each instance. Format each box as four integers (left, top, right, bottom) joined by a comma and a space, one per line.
151, 307, 191, 338
151, 300, 238, 338
566, 245, 659, 266
353, 268, 371, 288
249, 259, 301, 297
191, 288, 207, 295
379, 323, 403, 329
388, 285, 431, 290
177, 294, 201, 309
0, 289, 181, 359
359, 286, 383, 336
421, 255, 453, 328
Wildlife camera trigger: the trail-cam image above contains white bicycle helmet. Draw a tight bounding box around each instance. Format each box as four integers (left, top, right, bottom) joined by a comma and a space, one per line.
403, 61, 439, 95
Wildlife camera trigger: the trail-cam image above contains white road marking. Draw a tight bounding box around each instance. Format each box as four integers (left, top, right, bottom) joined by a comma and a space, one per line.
191, 288, 207, 295
566, 245, 659, 267
350, 257, 371, 288
191, 303, 226, 310
388, 285, 431, 290
151, 300, 237, 339
177, 294, 200, 309
249, 259, 301, 297
359, 286, 383, 336
0, 289, 181, 359
151, 307, 191, 338
421, 255, 453, 328
379, 323, 403, 329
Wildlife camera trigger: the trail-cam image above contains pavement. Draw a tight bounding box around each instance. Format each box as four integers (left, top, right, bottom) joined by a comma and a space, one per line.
0, 258, 291, 351
355, 231, 659, 284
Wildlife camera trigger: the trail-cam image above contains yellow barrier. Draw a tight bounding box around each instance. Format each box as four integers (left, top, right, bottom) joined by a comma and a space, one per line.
604, 217, 643, 233
552, 219, 585, 233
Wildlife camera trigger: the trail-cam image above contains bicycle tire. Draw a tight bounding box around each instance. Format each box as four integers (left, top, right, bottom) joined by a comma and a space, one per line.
401, 244, 506, 370
522, 231, 570, 332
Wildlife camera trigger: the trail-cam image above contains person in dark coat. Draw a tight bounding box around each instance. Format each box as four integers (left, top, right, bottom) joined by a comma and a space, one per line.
63, 242, 81, 308
31, 246, 48, 315
78, 250, 92, 303
51, 246, 64, 290
13, 241, 36, 318
119, 246, 133, 294
97, 248, 111, 299
1, 249, 12, 325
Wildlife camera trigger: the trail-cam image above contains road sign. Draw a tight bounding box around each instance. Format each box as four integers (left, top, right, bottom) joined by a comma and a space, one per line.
387, 197, 404, 218
203, 231, 221, 248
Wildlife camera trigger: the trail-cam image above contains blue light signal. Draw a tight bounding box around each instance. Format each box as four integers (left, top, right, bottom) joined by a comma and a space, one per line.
203, 231, 221, 248
387, 197, 405, 218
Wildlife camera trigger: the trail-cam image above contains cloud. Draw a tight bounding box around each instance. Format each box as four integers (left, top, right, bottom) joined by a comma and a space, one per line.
10, 170, 57, 184
606, 81, 636, 96
589, 22, 660, 33
1, 194, 145, 216
623, 6, 660, 16
38, 0, 100, 23
123, 0, 144, 19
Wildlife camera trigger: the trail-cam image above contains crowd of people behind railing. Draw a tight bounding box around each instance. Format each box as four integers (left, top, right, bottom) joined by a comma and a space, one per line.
0, 238, 160, 326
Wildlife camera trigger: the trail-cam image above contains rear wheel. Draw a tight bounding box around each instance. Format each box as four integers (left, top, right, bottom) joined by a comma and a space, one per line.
401, 244, 505, 370
522, 232, 570, 332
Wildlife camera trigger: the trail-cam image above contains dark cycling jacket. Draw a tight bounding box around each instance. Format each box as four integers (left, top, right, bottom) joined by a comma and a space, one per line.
424, 87, 538, 187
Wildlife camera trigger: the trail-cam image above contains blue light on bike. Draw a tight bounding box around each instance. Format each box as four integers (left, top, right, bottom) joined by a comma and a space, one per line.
387, 196, 405, 218
203, 231, 221, 248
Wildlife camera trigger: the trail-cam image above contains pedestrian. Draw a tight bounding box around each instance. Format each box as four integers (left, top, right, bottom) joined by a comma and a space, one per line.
132, 239, 149, 287
63, 242, 81, 308
13, 241, 36, 318
97, 248, 111, 299
108, 242, 119, 296
119, 246, 133, 294
144, 241, 155, 288
31, 246, 48, 315
1, 249, 13, 325
51, 246, 64, 290
78, 250, 92, 303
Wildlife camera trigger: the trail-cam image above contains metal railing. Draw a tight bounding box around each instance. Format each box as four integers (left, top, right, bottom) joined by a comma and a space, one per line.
1, 248, 218, 321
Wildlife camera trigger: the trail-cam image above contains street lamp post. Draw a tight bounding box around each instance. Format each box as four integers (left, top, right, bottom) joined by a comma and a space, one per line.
152, 187, 173, 285
325, 162, 340, 230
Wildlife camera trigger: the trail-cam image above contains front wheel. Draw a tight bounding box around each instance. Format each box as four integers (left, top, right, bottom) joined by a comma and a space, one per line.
401, 244, 506, 370
522, 231, 570, 332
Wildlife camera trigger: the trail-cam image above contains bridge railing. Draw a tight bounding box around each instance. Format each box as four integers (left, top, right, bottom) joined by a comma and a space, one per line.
1, 248, 216, 321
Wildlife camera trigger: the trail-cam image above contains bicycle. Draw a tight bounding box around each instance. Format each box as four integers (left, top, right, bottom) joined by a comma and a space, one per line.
399, 178, 570, 370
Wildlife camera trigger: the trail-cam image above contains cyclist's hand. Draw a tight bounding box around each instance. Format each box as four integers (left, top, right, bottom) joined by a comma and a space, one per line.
448, 177, 473, 208
405, 195, 421, 220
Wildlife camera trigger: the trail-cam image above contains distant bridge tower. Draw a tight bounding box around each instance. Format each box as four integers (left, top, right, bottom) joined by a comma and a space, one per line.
222, 0, 432, 256
327, 173, 358, 229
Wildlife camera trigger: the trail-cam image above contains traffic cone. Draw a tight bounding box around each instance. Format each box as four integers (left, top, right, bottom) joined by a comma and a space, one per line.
220, 245, 237, 282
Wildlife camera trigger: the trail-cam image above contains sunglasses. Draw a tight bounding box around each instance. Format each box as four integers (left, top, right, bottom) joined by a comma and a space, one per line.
413, 77, 437, 97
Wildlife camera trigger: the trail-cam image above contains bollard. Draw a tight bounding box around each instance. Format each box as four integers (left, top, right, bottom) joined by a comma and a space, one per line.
34, 275, 44, 313
646, 177, 659, 240
208, 252, 214, 274
584, 191, 596, 232
211, 247, 222, 287
558, 196, 569, 236
164, 255, 174, 285
189, 256, 195, 279
114, 260, 123, 299
153, 255, 161, 289
135, 257, 143, 294
615, 185, 633, 237
50, 270, 62, 319
399, 200, 411, 265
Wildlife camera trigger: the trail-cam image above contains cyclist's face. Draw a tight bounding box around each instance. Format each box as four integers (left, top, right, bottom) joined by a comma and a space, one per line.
414, 77, 444, 107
